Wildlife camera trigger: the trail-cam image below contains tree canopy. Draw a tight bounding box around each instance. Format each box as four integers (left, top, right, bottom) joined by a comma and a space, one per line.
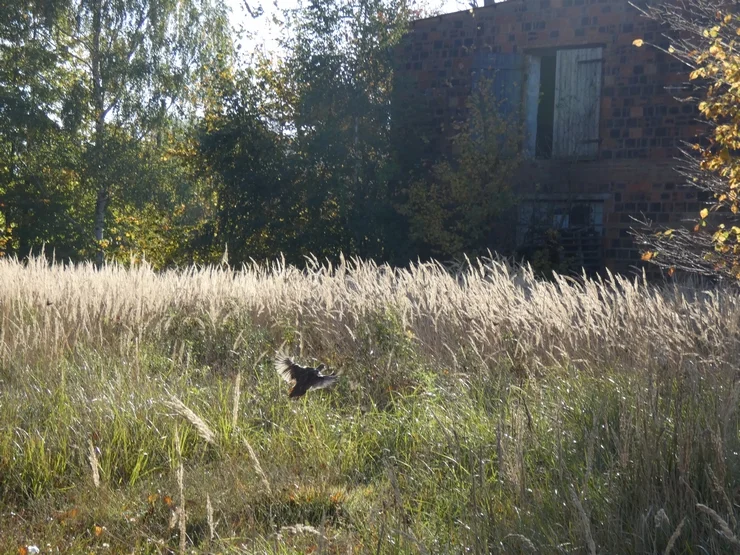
0, 0, 541, 270
1, 0, 233, 266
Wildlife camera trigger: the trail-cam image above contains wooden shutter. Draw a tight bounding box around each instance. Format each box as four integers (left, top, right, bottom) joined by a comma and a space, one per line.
552, 47, 603, 159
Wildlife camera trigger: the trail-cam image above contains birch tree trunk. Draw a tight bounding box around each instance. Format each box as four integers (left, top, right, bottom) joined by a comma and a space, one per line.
90, 0, 107, 268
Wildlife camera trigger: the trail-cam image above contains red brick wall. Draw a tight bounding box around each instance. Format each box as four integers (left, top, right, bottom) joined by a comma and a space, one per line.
515, 159, 702, 271
392, 0, 705, 276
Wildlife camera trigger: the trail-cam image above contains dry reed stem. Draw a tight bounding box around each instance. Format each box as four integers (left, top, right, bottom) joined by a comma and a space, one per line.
243, 437, 272, 494
177, 462, 187, 554
696, 503, 740, 549
88, 439, 100, 488
569, 485, 596, 555
707, 465, 737, 529
166, 395, 216, 445
207, 493, 215, 541
231, 371, 241, 431
175, 424, 187, 555
663, 517, 686, 555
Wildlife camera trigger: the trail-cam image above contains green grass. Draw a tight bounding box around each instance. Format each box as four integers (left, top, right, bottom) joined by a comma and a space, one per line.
0, 256, 739, 553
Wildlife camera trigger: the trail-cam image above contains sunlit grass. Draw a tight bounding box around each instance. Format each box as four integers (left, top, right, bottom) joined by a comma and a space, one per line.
0, 255, 738, 553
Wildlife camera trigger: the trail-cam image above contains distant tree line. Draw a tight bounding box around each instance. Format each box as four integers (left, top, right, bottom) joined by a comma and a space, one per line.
0, 0, 526, 269
3, 0, 735, 278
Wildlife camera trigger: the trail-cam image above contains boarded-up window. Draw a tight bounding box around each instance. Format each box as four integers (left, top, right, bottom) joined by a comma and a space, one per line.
552, 47, 603, 159
471, 48, 603, 159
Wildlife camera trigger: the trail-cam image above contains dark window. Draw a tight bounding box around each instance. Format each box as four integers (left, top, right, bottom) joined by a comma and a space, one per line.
536, 55, 556, 158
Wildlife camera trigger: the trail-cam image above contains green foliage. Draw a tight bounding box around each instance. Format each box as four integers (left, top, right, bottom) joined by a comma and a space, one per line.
196, 0, 415, 266
0, 1, 88, 257
196, 72, 297, 263
0, 0, 232, 267
279, 0, 414, 262
402, 78, 523, 260
3, 0, 526, 269
519, 228, 575, 277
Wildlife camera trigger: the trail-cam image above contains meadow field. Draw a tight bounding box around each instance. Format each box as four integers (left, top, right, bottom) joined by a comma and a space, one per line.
0, 255, 739, 554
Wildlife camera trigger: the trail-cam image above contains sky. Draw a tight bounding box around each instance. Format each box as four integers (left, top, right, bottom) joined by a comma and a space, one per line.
224, 0, 472, 58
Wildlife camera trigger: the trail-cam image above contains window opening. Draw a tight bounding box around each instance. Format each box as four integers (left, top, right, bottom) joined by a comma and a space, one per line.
535, 55, 556, 159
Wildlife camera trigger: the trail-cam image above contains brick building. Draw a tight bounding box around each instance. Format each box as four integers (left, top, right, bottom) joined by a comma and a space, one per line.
392, 0, 704, 276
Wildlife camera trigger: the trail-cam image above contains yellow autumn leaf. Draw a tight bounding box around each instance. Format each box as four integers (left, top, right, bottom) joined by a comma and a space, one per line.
641, 251, 654, 261
700, 208, 709, 219
632, 39, 644, 47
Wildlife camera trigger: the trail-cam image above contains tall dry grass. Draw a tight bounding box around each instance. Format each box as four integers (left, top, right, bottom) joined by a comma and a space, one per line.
0, 253, 738, 553
1, 253, 737, 374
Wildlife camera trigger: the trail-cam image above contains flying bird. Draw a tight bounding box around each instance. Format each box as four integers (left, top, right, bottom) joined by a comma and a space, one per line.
274, 355, 338, 399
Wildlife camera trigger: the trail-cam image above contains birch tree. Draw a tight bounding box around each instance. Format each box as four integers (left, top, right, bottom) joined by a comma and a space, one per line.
52, 0, 233, 265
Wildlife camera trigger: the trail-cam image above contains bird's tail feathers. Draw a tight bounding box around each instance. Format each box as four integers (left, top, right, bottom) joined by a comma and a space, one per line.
312, 375, 339, 390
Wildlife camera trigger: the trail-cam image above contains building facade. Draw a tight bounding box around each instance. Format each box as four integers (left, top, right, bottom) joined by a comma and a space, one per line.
393, 0, 704, 275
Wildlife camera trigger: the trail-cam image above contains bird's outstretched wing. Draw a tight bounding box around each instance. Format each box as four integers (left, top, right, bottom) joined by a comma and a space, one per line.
275, 355, 301, 383
274, 355, 321, 384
